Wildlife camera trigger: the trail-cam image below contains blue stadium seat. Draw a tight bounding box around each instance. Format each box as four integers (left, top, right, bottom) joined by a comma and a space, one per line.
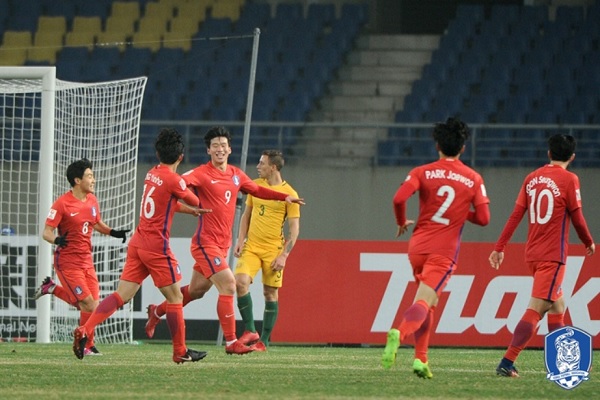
307, 3, 335, 27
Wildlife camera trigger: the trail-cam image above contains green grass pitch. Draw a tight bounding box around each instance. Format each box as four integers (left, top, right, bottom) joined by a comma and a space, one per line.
1, 343, 598, 399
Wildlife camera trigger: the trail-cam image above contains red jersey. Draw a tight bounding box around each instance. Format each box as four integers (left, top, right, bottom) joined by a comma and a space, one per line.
516, 164, 583, 263
128, 164, 199, 251
45, 191, 101, 256
182, 162, 289, 250
401, 158, 489, 261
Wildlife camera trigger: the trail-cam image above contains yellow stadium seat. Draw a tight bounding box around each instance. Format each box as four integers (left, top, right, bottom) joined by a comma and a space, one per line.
0, 48, 27, 65
211, 0, 242, 21
0, 31, 32, 66
138, 16, 169, 34
144, 1, 174, 19
28, 31, 63, 63
105, 16, 136, 37
64, 31, 96, 50
71, 16, 102, 35
96, 31, 129, 51
176, 1, 208, 23
162, 30, 192, 51
131, 31, 162, 52
111, 1, 141, 21
2, 31, 32, 47
169, 16, 199, 35
37, 16, 67, 35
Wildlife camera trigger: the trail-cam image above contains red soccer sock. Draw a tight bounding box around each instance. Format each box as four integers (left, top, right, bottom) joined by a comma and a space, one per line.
82, 292, 124, 334
414, 305, 435, 363
398, 300, 429, 343
80, 311, 95, 347
504, 308, 541, 362
53, 285, 79, 309
155, 285, 193, 318
217, 294, 236, 342
165, 302, 187, 357
547, 313, 565, 332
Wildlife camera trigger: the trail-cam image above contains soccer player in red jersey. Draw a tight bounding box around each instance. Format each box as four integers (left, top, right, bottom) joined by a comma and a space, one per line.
145, 126, 304, 355
37, 158, 130, 356
490, 133, 595, 378
72, 128, 211, 363
381, 117, 490, 378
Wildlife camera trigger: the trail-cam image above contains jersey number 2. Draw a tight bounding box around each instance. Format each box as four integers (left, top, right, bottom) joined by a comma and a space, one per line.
431, 185, 455, 226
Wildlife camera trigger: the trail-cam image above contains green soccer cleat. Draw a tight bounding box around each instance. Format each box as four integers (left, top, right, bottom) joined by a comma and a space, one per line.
381, 329, 400, 369
413, 359, 433, 379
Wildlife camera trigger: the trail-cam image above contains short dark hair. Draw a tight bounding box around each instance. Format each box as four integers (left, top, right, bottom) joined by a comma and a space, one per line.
204, 126, 231, 148
66, 158, 92, 187
262, 149, 284, 171
155, 128, 184, 164
432, 117, 470, 157
548, 133, 576, 162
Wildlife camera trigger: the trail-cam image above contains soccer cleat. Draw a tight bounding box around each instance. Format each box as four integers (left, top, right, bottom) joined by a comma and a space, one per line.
225, 340, 255, 355
253, 340, 267, 352
496, 362, 520, 378
34, 276, 56, 300
381, 328, 400, 369
145, 304, 161, 339
413, 359, 433, 379
238, 330, 260, 346
86, 346, 102, 356
73, 326, 88, 360
173, 348, 208, 364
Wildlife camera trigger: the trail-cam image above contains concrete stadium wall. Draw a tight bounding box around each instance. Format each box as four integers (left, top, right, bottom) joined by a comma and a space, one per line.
136, 163, 600, 245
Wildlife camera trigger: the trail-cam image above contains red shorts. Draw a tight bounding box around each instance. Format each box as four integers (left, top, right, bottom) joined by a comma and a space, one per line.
120, 245, 182, 288
408, 253, 456, 296
191, 245, 230, 278
53, 253, 97, 302
528, 261, 564, 301
55, 267, 98, 303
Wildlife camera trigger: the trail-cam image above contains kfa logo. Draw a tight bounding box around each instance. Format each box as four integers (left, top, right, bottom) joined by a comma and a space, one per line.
545, 326, 592, 390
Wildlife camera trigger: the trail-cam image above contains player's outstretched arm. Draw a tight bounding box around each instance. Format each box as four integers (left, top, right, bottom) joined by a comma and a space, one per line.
94, 220, 130, 243
285, 195, 305, 205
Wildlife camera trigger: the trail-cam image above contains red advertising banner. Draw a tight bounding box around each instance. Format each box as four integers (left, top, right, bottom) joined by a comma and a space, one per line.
273, 240, 599, 349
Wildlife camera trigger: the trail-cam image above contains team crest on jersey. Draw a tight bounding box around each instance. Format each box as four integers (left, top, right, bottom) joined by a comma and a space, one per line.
74, 286, 83, 295
91, 207, 97, 217
232, 175, 240, 186
545, 326, 592, 390
47, 209, 57, 220
214, 257, 222, 266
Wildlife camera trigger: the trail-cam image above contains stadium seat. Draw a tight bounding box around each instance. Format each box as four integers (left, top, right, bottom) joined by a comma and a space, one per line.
105, 15, 136, 37
0, 31, 32, 66
131, 31, 162, 52
28, 32, 63, 64
71, 16, 103, 36
64, 31, 96, 50
75, 0, 111, 18
110, 1, 141, 23
212, 0, 242, 21
138, 17, 170, 35
95, 31, 129, 51
37, 16, 68, 36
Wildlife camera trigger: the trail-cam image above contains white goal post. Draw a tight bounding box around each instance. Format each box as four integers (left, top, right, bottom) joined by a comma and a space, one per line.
0, 66, 147, 344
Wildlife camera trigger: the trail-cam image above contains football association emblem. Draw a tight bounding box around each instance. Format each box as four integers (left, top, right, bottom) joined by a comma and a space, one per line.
545, 326, 592, 390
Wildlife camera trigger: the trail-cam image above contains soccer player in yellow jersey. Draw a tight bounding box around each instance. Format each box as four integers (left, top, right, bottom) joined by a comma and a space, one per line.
234, 150, 300, 351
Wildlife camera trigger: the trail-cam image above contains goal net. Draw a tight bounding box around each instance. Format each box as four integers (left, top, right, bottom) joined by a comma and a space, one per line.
0, 67, 146, 344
